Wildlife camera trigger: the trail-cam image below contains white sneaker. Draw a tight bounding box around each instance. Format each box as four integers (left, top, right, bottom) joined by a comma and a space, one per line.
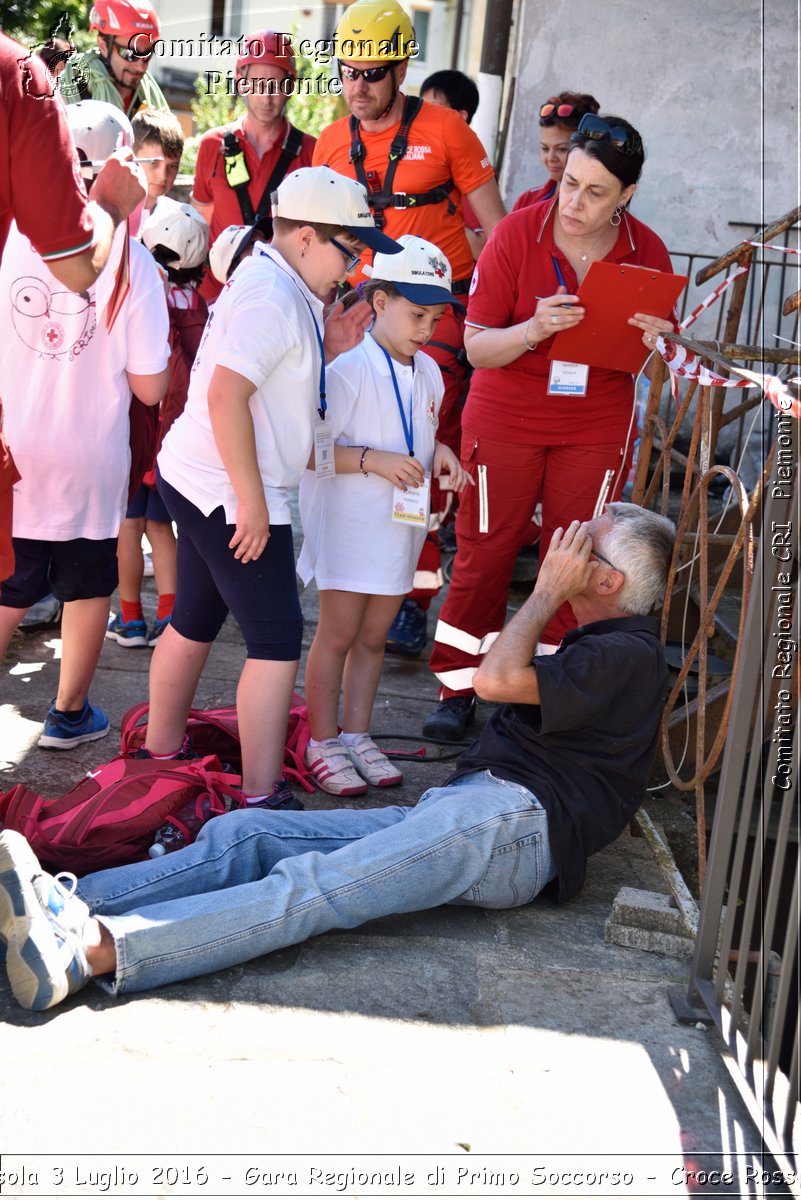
0, 831, 92, 1011
304, 740, 368, 796
345, 734, 403, 788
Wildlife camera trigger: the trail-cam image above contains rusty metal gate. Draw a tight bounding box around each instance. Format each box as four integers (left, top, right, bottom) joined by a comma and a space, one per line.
670, 437, 799, 1182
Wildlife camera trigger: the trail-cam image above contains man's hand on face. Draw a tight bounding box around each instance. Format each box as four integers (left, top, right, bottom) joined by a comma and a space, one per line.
535, 520, 597, 606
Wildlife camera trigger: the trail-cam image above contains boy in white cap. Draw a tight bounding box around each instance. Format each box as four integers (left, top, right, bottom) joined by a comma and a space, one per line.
298, 235, 473, 796
142, 166, 399, 809
108, 202, 210, 649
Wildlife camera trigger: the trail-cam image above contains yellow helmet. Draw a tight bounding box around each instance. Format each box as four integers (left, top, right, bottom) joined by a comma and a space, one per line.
334, 0, 415, 61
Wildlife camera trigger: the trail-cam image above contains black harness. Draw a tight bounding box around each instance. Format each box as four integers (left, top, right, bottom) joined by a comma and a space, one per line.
348, 95, 457, 230
221, 122, 305, 234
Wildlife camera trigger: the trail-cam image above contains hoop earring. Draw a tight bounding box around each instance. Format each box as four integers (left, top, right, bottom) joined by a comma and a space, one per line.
610, 207, 622, 227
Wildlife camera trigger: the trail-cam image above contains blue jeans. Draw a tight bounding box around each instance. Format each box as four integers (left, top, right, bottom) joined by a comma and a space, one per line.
77, 770, 556, 995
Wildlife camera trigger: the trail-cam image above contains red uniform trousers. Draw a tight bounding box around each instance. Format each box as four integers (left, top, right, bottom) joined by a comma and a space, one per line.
428, 427, 632, 697
407, 304, 470, 611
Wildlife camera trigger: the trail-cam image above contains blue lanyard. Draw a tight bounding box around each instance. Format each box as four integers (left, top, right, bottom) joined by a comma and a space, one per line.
267, 251, 327, 419
379, 343, 414, 457
298, 292, 327, 420
551, 254, 567, 290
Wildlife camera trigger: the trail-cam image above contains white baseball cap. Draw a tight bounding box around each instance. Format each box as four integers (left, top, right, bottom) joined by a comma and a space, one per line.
141, 202, 209, 270
66, 100, 133, 180
364, 234, 463, 308
208, 224, 265, 283
272, 166, 401, 255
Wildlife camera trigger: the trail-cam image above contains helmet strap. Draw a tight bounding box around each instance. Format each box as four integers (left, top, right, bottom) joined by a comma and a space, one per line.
379, 64, 402, 121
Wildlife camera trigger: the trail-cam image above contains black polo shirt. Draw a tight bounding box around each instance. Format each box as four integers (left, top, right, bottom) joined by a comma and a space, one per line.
449, 616, 668, 902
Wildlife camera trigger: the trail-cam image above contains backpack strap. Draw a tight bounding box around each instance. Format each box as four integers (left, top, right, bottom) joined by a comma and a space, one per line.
222, 123, 305, 233
348, 96, 456, 230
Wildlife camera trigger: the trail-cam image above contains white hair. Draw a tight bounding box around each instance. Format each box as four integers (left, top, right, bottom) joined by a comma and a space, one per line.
597, 503, 676, 615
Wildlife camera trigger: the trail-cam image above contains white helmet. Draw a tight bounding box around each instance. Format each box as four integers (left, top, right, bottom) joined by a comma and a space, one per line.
209, 224, 260, 284
142, 201, 209, 270
66, 100, 134, 180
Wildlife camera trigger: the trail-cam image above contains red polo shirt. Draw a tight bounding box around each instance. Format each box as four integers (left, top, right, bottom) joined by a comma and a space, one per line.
512, 179, 557, 212
0, 33, 94, 263
464, 198, 673, 445
193, 116, 316, 302
314, 100, 495, 285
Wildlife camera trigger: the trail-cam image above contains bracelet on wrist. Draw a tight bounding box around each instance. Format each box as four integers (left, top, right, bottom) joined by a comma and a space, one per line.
359, 446, 371, 476
523, 324, 538, 351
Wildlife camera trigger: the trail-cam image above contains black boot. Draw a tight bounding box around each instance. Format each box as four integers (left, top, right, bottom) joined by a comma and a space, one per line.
422, 695, 476, 740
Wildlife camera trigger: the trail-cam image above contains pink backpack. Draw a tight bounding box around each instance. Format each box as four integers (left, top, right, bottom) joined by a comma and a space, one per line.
0, 756, 245, 874
119, 696, 315, 793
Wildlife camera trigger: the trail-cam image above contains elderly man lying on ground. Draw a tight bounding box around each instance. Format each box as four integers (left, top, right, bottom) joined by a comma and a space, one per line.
0, 503, 675, 1011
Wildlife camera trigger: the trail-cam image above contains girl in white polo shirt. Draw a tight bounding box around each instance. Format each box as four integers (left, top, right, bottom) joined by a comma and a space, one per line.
298, 236, 473, 796
147, 167, 399, 810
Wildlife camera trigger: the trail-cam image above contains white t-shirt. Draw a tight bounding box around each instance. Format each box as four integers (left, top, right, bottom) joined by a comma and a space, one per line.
0, 223, 169, 541
298, 332, 443, 595
158, 245, 324, 527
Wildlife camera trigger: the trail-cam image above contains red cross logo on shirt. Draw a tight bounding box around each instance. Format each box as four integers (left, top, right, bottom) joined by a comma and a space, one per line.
42, 322, 64, 350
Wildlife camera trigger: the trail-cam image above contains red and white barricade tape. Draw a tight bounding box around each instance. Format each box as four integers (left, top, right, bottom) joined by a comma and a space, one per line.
656, 335, 799, 418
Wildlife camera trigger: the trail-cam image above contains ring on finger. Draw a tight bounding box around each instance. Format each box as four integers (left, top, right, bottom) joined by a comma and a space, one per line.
551, 315, 558, 325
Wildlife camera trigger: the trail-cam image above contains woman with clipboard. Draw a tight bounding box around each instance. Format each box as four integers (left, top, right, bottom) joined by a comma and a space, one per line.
424, 114, 678, 741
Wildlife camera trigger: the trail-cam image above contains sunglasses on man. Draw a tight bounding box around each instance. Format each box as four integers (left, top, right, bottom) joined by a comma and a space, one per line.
112, 39, 154, 62
573, 114, 642, 157
339, 63, 392, 84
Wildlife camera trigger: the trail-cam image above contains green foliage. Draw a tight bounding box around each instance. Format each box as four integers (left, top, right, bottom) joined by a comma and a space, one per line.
1, 1, 92, 49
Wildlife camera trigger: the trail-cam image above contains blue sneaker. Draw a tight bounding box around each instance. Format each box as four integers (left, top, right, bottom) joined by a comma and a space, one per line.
147, 614, 171, 647
246, 780, 305, 811
38, 700, 110, 750
106, 613, 148, 648
385, 598, 428, 658
0, 830, 92, 1010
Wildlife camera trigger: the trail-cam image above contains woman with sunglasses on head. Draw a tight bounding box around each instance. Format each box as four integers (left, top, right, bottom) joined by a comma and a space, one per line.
512, 91, 600, 212
424, 114, 677, 741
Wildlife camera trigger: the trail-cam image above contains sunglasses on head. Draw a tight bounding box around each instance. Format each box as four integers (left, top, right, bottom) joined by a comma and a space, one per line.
573, 113, 642, 156
539, 100, 581, 119
340, 63, 392, 84
112, 39, 154, 61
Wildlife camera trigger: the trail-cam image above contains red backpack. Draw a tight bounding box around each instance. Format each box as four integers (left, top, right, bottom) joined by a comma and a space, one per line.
118, 696, 315, 793
0, 756, 245, 874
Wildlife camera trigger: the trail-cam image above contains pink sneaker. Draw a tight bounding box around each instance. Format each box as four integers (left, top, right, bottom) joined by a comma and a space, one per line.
345, 734, 403, 787
304, 740, 368, 796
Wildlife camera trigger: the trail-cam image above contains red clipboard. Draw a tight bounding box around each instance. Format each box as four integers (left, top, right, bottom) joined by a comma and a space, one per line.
548, 260, 688, 374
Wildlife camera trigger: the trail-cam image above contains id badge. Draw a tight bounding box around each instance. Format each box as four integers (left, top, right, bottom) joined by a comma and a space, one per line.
547, 360, 589, 396
313, 419, 335, 479
391, 473, 430, 527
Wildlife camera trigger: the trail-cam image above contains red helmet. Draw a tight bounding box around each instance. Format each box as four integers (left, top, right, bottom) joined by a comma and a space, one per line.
236, 30, 297, 79
89, 0, 160, 41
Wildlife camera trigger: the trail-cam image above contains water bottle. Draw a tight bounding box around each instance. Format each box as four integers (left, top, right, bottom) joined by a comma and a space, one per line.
148, 821, 186, 858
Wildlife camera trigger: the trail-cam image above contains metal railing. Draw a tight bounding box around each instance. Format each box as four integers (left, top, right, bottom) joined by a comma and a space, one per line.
670, 431, 799, 1184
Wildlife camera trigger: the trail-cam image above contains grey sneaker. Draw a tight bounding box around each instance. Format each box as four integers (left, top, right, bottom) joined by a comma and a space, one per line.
0, 831, 92, 1011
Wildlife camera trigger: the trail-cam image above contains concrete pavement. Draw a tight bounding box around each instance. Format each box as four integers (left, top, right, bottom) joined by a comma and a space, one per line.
0, 522, 783, 1198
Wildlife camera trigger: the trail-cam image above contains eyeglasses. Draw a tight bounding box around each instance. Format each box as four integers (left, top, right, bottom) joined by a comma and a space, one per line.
340, 63, 392, 84
592, 548, 623, 573
573, 114, 642, 156
539, 101, 581, 119
112, 39, 154, 61
330, 236, 361, 274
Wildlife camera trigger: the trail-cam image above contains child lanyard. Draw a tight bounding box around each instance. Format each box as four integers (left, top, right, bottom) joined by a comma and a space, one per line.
379, 342, 414, 457
547, 254, 589, 397
378, 342, 429, 528
265, 249, 334, 478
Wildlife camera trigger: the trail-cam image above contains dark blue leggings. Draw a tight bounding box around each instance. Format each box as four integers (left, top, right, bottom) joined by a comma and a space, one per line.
157, 473, 302, 661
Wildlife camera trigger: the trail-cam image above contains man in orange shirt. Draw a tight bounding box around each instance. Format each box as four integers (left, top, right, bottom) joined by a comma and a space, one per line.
314, 0, 506, 654
192, 31, 316, 303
